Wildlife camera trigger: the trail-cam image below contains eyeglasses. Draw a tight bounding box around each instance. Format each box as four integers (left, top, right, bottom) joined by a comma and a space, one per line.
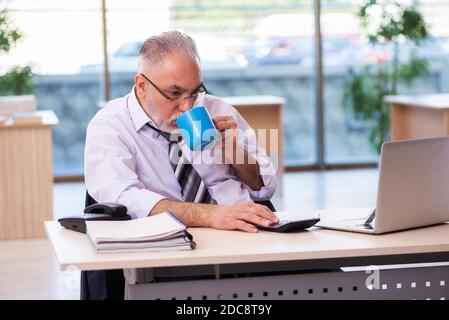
140, 73, 208, 103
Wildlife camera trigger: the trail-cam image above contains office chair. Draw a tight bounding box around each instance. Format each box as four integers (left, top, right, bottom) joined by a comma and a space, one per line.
80, 191, 276, 300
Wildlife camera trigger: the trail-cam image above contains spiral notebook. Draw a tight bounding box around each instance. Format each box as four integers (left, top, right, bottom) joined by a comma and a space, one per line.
85, 212, 195, 253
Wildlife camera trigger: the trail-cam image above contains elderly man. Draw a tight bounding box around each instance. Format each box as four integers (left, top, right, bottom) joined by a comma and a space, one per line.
82, 30, 278, 299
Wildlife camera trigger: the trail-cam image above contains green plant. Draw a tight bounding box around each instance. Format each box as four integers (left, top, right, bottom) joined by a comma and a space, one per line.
344, 0, 429, 153
0, 8, 33, 95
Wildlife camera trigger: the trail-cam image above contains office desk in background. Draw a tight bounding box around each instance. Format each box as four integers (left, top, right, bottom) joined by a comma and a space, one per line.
46, 209, 449, 300
386, 94, 449, 141
0, 110, 58, 239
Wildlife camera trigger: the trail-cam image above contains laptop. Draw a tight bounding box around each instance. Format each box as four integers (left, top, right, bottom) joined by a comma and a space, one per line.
316, 136, 449, 234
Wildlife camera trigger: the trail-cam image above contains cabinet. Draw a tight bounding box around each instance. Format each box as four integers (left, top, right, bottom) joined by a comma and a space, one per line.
0, 110, 58, 239
385, 94, 449, 141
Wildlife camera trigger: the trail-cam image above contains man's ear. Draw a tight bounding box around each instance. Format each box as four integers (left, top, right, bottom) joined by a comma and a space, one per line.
134, 74, 146, 97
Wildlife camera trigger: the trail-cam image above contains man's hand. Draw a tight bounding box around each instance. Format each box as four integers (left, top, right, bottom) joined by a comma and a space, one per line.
150, 199, 278, 233
206, 201, 279, 233
212, 115, 238, 163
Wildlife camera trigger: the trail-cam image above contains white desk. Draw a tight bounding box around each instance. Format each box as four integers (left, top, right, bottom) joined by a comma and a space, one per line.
45, 209, 449, 300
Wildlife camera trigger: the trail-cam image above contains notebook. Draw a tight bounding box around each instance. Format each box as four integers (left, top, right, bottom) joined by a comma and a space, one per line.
85, 211, 195, 253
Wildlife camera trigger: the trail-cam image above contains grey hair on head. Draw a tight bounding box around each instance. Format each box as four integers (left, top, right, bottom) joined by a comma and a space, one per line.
138, 30, 200, 70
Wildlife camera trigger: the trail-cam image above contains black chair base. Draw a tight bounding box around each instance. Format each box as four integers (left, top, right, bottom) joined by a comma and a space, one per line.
81, 269, 125, 300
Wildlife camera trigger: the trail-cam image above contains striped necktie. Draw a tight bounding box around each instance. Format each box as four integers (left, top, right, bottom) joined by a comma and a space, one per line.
147, 123, 213, 204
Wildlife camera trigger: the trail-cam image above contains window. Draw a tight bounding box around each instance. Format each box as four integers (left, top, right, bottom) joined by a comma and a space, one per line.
3, 0, 104, 176
107, 0, 318, 166
322, 0, 449, 164
321, 1, 379, 163
6, 0, 447, 177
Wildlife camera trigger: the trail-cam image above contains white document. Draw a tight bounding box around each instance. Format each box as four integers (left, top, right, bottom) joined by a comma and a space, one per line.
86, 212, 187, 244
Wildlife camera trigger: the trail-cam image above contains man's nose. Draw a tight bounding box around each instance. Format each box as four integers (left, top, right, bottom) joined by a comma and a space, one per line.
177, 98, 194, 112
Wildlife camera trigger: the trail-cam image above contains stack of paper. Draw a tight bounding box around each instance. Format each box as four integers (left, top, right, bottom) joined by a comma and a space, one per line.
86, 212, 195, 253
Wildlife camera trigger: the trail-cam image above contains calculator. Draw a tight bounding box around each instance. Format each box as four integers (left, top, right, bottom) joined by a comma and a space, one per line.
257, 218, 320, 233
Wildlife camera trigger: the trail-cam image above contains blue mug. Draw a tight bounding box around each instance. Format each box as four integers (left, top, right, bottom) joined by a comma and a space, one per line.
176, 106, 219, 151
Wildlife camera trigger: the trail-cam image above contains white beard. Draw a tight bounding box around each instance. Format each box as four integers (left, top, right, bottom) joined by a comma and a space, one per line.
156, 114, 179, 133
146, 103, 179, 133
158, 121, 176, 133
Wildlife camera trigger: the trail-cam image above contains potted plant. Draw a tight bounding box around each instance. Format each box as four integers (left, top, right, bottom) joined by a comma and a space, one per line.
0, 8, 34, 113
344, 0, 429, 153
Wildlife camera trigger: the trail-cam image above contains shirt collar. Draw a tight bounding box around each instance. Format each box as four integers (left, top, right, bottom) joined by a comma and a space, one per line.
127, 86, 158, 132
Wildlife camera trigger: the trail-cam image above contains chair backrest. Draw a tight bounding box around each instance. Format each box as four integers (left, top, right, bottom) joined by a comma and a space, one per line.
85, 191, 97, 208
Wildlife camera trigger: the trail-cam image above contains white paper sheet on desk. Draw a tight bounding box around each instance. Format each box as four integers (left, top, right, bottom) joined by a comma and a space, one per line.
86, 211, 186, 243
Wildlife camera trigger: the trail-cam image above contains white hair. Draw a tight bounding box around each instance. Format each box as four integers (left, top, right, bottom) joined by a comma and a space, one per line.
138, 30, 200, 71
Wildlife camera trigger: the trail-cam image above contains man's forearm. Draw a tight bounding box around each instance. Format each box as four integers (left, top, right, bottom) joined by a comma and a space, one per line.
232, 162, 264, 190
230, 144, 264, 191
149, 198, 214, 227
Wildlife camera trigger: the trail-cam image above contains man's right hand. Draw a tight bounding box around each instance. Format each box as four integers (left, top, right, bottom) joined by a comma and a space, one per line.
206, 202, 279, 233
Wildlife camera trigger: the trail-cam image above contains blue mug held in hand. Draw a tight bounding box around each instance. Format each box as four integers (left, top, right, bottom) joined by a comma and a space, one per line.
176, 106, 219, 151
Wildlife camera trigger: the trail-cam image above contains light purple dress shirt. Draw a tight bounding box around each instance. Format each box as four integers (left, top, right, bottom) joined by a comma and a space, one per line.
84, 87, 277, 219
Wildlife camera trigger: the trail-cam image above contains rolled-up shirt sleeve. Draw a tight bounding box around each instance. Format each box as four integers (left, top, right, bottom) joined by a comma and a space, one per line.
248, 153, 277, 201
84, 118, 165, 219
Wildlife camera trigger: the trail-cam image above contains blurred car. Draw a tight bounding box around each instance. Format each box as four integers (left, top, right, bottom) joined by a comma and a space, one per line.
79, 41, 142, 73
398, 37, 449, 62
80, 38, 242, 73
236, 13, 364, 67
352, 36, 449, 67
235, 13, 449, 68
